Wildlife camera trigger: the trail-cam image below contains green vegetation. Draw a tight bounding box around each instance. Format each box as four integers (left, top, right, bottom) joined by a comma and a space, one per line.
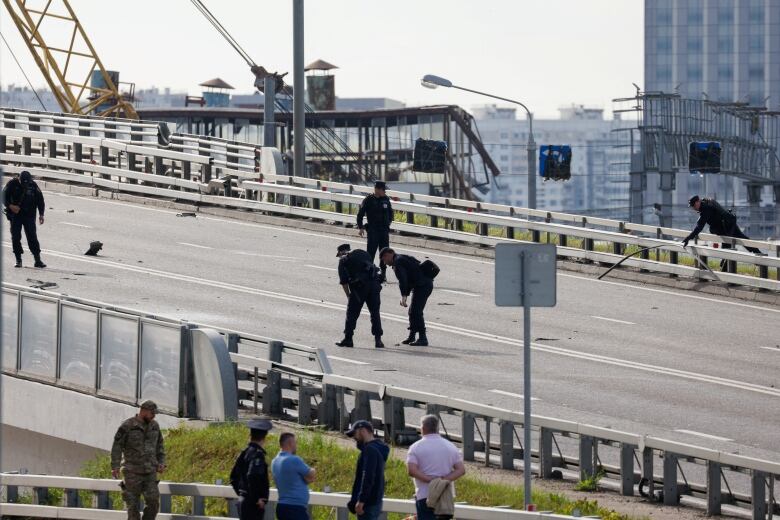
77, 424, 644, 519
575, 470, 606, 492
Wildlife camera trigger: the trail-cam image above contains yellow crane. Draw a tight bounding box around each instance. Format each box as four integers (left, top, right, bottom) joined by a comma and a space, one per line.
2, 0, 138, 119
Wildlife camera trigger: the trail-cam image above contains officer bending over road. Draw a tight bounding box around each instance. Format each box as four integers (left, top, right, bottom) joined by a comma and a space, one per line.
357, 181, 393, 282
380, 248, 434, 347
335, 243, 384, 349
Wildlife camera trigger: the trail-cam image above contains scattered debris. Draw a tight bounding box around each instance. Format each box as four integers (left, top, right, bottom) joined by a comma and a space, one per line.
176, 212, 197, 217
85, 241, 103, 256
66, 209, 75, 213
535, 337, 559, 341
437, 302, 454, 306
27, 279, 57, 290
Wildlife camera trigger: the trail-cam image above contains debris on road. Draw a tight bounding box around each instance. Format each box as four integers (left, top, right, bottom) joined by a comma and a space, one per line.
67, 209, 75, 213
176, 212, 197, 217
85, 241, 103, 256
27, 279, 57, 289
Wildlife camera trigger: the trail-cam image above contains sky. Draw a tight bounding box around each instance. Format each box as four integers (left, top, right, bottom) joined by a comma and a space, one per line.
0, 0, 644, 119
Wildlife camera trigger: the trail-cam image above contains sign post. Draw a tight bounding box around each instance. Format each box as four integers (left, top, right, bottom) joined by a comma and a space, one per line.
495, 243, 557, 510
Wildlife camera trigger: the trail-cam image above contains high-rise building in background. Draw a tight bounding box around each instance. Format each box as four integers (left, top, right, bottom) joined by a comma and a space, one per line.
645, 0, 780, 108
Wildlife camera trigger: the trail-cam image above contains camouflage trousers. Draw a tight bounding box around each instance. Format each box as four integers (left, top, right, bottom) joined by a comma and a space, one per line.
122, 471, 159, 520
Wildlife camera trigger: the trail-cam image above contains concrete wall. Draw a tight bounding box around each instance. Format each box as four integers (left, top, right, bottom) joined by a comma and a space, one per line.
1, 425, 104, 474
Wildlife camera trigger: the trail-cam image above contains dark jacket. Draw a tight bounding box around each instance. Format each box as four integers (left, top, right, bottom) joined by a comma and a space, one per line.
3, 177, 45, 218
339, 249, 379, 287
230, 442, 270, 504
393, 254, 430, 297
685, 198, 736, 241
357, 194, 393, 232
349, 439, 390, 509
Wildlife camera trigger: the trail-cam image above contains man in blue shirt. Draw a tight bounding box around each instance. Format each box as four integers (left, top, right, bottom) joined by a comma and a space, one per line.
271, 433, 316, 520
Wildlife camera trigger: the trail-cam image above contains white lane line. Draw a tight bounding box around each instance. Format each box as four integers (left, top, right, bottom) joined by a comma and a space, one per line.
674, 429, 734, 442
759, 347, 780, 353
48, 193, 780, 314
441, 289, 480, 297
177, 242, 213, 250
10, 242, 780, 400
328, 356, 370, 366
60, 222, 92, 228
489, 389, 539, 401
591, 315, 636, 325
305, 265, 337, 272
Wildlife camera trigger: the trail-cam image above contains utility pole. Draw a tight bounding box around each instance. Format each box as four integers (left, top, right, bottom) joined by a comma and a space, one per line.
293, 0, 305, 177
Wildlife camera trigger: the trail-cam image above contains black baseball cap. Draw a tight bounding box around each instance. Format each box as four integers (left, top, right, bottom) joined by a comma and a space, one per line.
336, 243, 351, 256
374, 181, 386, 190
345, 420, 373, 437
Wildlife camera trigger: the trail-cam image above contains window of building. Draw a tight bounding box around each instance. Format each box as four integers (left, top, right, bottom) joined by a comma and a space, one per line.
717, 37, 732, 53
500, 132, 508, 139
717, 65, 733, 80
688, 66, 703, 81
718, 6, 734, 23
656, 7, 672, 25
748, 65, 764, 81
687, 36, 702, 53
749, 4, 764, 23
500, 144, 508, 150
749, 34, 763, 52
656, 66, 672, 82
687, 8, 703, 24
500, 155, 509, 162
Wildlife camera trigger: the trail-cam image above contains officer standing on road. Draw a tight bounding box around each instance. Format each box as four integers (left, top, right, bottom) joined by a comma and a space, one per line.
2, 170, 46, 268
111, 401, 166, 520
230, 419, 273, 520
682, 195, 763, 264
357, 181, 394, 282
335, 243, 384, 349
380, 248, 434, 347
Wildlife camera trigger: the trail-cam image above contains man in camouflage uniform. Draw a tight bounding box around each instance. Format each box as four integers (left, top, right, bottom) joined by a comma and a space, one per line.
111, 401, 166, 520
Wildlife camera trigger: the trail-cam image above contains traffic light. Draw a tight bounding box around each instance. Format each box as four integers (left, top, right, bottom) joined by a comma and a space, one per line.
688, 141, 721, 174
539, 145, 572, 181
413, 138, 448, 173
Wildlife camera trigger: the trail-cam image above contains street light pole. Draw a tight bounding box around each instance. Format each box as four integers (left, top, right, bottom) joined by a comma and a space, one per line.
421, 75, 537, 208
292, 0, 305, 177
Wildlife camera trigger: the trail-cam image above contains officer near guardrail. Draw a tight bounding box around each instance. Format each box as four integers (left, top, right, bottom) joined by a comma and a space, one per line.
230, 419, 273, 520
2, 170, 46, 268
335, 243, 385, 349
357, 181, 394, 282
111, 400, 166, 520
380, 248, 438, 347
682, 195, 763, 267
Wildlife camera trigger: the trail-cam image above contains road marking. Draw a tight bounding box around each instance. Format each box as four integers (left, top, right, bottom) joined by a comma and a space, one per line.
9, 242, 780, 400
305, 265, 337, 271
232, 251, 298, 260
60, 222, 92, 228
674, 429, 733, 442
177, 242, 213, 250
489, 389, 539, 401
441, 289, 480, 297
591, 315, 636, 325
759, 347, 780, 353
329, 356, 370, 365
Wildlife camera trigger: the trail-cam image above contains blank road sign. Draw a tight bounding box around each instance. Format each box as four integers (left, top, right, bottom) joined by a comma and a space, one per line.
494, 243, 557, 307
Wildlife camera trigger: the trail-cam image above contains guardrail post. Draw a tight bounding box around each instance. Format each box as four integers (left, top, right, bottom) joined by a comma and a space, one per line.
663, 452, 679, 505
584, 238, 595, 252
620, 444, 635, 496
706, 460, 722, 516
46, 138, 57, 159
99, 145, 111, 179
499, 421, 515, 470
406, 210, 415, 225
264, 501, 275, 520
33, 486, 49, 505
227, 498, 241, 517
94, 490, 111, 509
430, 215, 438, 229
193, 495, 205, 515
539, 427, 554, 478
579, 435, 596, 478
0, 134, 6, 154
22, 135, 32, 156
263, 341, 284, 415
298, 383, 315, 425
462, 412, 476, 462
532, 230, 541, 242
336, 506, 349, 520
751, 470, 767, 520
484, 418, 491, 467
182, 161, 192, 181
159, 493, 172, 513
6, 484, 18, 503
74, 141, 83, 163
559, 234, 567, 247
322, 384, 339, 429
154, 155, 165, 176
641, 448, 654, 499
65, 488, 81, 507
383, 396, 405, 444
353, 390, 372, 422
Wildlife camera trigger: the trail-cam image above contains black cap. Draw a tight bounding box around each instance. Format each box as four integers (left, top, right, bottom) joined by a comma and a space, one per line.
374, 181, 386, 190
336, 243, 351, 256
246, 418, 273, 432
19, 171, 32, 183
688, 195, 700, 207
345, 420, 373, 437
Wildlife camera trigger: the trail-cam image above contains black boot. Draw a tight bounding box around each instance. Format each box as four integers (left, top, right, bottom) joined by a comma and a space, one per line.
14, 254, 22, 268
34, 255, 46, 268
410, 332, 428, 347
335, 336, 354, 348
374, 336, 384, 349
401, 331, 416, 345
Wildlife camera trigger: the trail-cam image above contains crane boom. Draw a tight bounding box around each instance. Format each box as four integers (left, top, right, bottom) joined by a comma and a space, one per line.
1, 0, 138, 119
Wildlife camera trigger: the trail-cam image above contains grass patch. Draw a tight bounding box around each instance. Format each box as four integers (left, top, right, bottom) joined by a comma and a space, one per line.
575, 470, 605, 492
77, 424, 645, 519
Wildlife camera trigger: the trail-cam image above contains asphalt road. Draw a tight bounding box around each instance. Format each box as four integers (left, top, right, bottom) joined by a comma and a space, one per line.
3, 190, 780, 461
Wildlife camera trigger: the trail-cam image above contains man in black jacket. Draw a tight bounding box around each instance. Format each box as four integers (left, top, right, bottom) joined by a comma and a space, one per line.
230, 419, 273, 520
682, 195, 762, 257
335, 243, 384, 349
380, 248, 433, 347
345, 420, 390, 520
3, 171, 46, 268
357, 181, 393, 282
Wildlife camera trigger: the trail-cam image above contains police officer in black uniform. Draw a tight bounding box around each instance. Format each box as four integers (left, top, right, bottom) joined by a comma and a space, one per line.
335, 243, 384, 349
230, 419, 273, 520
357, 181, 393, 282
380, 247, 433, 347
682, 195, 762, 263
3, 170, 46, 268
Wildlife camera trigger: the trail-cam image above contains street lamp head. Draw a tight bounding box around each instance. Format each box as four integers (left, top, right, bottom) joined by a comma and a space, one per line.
421, 74, 452, 89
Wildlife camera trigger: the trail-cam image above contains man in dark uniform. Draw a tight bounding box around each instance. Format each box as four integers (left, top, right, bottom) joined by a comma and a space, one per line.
3, 170, 46, 268
335, 243, 384, 349
682, 195, 762, 265
230, 419, 273, 520
380, 248, 433, 347
357, 181, 393, 282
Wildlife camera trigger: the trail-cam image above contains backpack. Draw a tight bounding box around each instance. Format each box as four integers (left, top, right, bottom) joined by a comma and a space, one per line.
420, 259, 440, 279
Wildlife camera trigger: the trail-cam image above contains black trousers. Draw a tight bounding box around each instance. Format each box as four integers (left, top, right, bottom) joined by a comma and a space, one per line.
9, 214, 41, 257
366, 229, 390, 276
239, 497, 265, 520
408, 279, 433, 334
344, 280, 383, 337
720, 223, 762, 255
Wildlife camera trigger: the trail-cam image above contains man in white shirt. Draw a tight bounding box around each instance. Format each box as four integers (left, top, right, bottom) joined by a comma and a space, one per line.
405, 415, 466, 520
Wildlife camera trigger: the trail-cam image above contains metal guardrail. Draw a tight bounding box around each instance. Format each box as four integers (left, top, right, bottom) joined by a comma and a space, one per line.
0, 474, 576, 519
